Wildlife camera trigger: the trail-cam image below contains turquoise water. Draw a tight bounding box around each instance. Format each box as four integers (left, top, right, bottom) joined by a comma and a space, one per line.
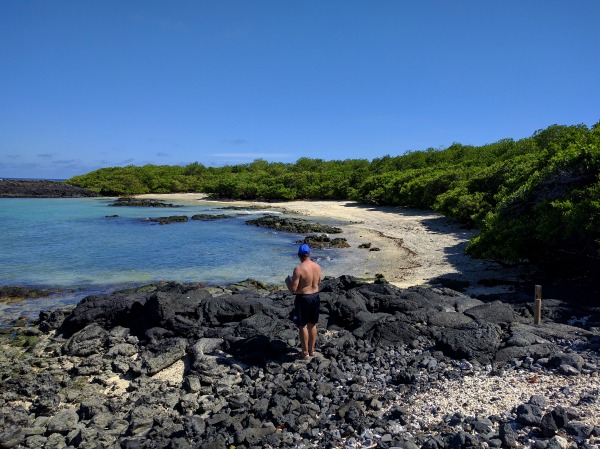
0, 197, 342, 323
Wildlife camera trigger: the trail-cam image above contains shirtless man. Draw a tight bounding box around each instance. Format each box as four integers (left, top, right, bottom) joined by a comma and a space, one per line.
285, 244, 322, 359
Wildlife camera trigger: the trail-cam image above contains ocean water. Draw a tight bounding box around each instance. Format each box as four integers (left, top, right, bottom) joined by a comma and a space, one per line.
0, 197, 344, 323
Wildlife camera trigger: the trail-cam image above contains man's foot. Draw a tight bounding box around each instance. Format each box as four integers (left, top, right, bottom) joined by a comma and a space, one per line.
296, 352, 310, 360
309, 351, 316, 357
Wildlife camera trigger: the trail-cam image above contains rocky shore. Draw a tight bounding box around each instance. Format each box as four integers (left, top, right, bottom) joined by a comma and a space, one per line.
1, 277, 599, 449
0, 180, 99, 198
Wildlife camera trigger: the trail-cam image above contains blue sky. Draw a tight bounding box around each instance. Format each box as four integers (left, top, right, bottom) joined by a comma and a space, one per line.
1, 1, 599, 180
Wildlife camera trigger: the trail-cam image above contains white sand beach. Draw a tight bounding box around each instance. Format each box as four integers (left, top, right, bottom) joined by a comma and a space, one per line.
136, 194, 526, 296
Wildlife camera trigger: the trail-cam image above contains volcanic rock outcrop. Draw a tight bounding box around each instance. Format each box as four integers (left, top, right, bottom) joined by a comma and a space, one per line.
1, 277, 599, 449
0, 180, 99, 198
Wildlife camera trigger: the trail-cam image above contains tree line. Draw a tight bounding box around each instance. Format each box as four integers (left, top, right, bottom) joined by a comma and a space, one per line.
67, 122, 600, 265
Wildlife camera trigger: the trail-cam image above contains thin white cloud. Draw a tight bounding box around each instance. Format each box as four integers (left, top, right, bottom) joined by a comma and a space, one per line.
53, 159, 82, 167
0, 162, 44, 173
0, 161, 41, 171
52, 160, 71, 165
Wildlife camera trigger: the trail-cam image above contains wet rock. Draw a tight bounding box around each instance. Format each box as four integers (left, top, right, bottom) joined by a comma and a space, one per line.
246, 215, 343, 234
191, 213, 229, 220
148, 215, 189, 224
297, 234, 350, 249
0, 286, 58, 304
110, 198, 180, 207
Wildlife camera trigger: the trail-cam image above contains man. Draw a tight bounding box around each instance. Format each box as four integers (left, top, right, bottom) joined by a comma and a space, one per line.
285, 243, 322, 359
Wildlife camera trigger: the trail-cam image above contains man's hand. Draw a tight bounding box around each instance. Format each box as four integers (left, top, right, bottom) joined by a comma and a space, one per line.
285, 273, 299, 293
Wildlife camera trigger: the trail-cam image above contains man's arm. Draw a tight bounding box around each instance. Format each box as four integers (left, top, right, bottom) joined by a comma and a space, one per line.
285, 268, 300, 293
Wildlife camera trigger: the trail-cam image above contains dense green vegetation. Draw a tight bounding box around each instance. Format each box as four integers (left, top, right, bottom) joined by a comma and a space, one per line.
68, 122, 600, 264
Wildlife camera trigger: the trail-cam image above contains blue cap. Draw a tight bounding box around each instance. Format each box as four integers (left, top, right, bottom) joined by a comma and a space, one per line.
298, 244, 311, 255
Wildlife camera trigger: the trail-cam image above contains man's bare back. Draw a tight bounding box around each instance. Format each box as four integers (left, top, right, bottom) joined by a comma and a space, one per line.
288, 259, 321, 294
285, 244, 321, 295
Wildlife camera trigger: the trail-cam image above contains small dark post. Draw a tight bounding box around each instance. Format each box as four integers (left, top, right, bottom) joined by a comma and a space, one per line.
534, 285, 542, 324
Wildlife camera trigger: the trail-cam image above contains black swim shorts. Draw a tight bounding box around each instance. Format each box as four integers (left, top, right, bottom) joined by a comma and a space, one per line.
293, 292, 320, 327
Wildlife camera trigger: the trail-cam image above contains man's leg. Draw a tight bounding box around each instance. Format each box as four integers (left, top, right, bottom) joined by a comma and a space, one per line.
298, 325, 309, 357
307, 323, 317, 356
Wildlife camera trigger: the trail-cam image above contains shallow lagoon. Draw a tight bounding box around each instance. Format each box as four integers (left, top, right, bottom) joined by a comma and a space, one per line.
0, 197, 345, 323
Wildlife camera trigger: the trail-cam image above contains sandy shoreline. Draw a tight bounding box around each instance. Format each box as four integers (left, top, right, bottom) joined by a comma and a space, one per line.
136, 193, 526, 296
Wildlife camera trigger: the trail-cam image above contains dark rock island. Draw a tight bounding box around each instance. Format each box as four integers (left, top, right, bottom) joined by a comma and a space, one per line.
0, 180, 99, 198
246, 215, 343, 234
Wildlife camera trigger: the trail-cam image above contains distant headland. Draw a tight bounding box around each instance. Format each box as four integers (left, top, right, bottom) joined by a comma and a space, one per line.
0, 179, 99, 198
